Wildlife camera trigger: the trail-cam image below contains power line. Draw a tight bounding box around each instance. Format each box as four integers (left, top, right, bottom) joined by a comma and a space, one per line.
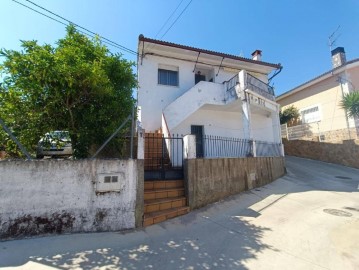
154, 0, 185, 39
160, 0, 193, 39
11, 0, 117, 51
11, 0, 138, 55
24, 0, 137, 55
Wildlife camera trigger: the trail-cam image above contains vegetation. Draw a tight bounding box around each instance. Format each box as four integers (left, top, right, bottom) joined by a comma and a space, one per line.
341, 91, 359, 118
0, 25, 136, 158
279, 105, 300, 125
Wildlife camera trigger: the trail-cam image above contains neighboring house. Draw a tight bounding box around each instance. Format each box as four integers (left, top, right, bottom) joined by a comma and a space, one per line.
277, 47, 359, 142
137, 35, 283, 158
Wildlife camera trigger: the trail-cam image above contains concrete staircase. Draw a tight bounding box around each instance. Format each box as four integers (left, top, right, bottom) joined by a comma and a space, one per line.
143, 131, 189, 227
144, 180, 189, 226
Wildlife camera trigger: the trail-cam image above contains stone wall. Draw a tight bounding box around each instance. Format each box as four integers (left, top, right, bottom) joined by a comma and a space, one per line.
283, 139, 359, 169
0, 159, 144, 239
185, 157, 285, 210
319, 128, 358, 143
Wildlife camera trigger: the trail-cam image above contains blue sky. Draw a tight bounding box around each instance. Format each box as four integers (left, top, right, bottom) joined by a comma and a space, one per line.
1, 0, 359, 95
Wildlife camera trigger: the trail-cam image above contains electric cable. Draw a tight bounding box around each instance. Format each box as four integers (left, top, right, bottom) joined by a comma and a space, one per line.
11, 0, 138, 55
160, 0, 193, 39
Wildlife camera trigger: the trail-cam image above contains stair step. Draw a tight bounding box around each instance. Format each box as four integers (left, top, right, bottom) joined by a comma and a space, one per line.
144, 180, 184, 190
144, 197, 187, 213
144, 187, 185, 200
143, 206, 190, 227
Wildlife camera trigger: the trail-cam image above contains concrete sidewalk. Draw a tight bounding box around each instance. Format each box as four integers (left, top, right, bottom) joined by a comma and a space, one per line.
1, 156, 359, 269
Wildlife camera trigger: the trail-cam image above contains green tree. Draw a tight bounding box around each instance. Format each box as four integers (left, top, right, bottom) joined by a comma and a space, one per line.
0, 25, 136, 158
279, 105, 300, 125
341, 91, 359, 118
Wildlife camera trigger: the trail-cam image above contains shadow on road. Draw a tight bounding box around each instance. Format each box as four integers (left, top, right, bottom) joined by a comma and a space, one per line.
1, 156, 358, 269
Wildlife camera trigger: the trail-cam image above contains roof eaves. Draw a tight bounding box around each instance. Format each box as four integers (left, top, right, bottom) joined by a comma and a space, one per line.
139, 35, 281, 69
276, 58, 359, 100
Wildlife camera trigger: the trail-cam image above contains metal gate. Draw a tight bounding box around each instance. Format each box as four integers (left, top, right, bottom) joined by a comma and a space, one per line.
144, 133, 184, 180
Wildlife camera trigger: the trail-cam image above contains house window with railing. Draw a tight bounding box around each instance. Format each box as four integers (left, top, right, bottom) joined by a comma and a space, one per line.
158, 65, 179, 86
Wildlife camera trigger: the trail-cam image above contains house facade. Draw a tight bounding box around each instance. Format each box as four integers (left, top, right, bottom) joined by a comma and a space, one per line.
277, 47, 359, 142
137, 35, 283, 158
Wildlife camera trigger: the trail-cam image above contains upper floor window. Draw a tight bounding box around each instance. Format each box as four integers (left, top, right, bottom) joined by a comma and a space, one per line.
158, 65, 179, 86
301, 105, 320, 123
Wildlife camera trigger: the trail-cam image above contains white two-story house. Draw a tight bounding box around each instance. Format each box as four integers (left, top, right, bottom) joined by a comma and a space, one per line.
137, 35, 283, 159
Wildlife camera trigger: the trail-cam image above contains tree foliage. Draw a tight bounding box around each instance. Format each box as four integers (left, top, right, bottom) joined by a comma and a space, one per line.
341, 91, 359, 118
279, 105, 300, 125
0, 25, 136, 158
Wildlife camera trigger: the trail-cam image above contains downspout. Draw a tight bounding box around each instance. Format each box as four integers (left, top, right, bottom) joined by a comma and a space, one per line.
268, 65, 283, 83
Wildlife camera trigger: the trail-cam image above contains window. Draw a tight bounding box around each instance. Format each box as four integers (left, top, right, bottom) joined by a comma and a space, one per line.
301, 106, 320, 123
158, 68, 179, 86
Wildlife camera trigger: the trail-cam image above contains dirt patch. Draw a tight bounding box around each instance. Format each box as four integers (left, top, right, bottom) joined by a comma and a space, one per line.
1, 212, 75, 239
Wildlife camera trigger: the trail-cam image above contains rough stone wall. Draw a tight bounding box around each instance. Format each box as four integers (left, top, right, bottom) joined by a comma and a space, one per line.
185, 157, 285, 210
319, 128, 358, 143
283, 139, 359, 169
0, 159, 143, 239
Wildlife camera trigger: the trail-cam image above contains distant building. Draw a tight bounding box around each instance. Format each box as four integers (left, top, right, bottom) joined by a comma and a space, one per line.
277, 47, 359, 141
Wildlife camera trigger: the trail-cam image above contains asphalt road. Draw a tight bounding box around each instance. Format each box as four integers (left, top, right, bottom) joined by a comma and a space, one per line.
1, 156, 359, 270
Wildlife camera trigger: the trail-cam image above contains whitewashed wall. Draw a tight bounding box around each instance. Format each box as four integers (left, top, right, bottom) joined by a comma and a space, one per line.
0, 159, 142, 239
251, 113, 275, 142
172, 108, 244, 138
138, 54, 236, 132
172, 107, 276, 143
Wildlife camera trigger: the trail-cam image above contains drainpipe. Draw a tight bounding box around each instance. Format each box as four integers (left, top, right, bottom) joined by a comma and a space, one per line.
268, 66, 283, 83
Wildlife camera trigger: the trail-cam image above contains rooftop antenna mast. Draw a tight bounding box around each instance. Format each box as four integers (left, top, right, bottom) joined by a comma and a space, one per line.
328, 25, 341, 52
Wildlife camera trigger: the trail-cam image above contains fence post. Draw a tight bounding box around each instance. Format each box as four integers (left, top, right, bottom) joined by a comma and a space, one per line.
183, 135, 196, 159
281, 143, 285, 157
137, 128, 144, 160
252, 140, 257, 157
285, 123, 289, 140
130, 105, 135, 159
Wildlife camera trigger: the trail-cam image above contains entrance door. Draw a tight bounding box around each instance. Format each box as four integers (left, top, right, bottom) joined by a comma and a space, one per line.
191, 125, 204, 158
195, 73, 206, 84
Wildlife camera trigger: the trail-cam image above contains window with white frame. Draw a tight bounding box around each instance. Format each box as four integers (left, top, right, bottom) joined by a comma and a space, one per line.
158, 65, 179, 86
301, 105, 320, 123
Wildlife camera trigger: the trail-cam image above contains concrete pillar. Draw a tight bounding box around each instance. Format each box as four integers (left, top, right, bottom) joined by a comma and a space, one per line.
183, 135, 196, 159
238, 70, 247, 92
241, 96, 252, 140
271, 106, 282, 143
238, 70, 252, 140
137, 128, 144, 160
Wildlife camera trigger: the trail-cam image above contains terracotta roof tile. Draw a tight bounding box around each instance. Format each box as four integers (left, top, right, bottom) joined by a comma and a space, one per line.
139, 35, 281, 69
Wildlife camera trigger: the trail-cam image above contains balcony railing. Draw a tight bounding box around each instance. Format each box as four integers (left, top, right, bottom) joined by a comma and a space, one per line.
225, 74, 240, 93
246, 74, 275, 101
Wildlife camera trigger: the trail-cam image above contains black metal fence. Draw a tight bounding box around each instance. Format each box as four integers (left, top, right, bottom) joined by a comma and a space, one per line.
144, 134, 184, 179
201, 135, 252, 158
195, 135, 282, 158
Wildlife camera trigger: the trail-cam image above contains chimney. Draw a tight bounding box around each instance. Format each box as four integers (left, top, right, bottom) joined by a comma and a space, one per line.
251, 50, 262, 61
331, 47, 346, 68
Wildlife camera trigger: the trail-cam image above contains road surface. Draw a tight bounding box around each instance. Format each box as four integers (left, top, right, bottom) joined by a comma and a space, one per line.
1, 156, 359, 269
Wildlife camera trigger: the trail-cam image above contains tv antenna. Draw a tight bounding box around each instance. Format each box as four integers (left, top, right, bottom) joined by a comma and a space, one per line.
328, 25, 341, 51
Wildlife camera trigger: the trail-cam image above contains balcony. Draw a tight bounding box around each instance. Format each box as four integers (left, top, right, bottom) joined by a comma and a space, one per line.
225, 71, 275, 102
